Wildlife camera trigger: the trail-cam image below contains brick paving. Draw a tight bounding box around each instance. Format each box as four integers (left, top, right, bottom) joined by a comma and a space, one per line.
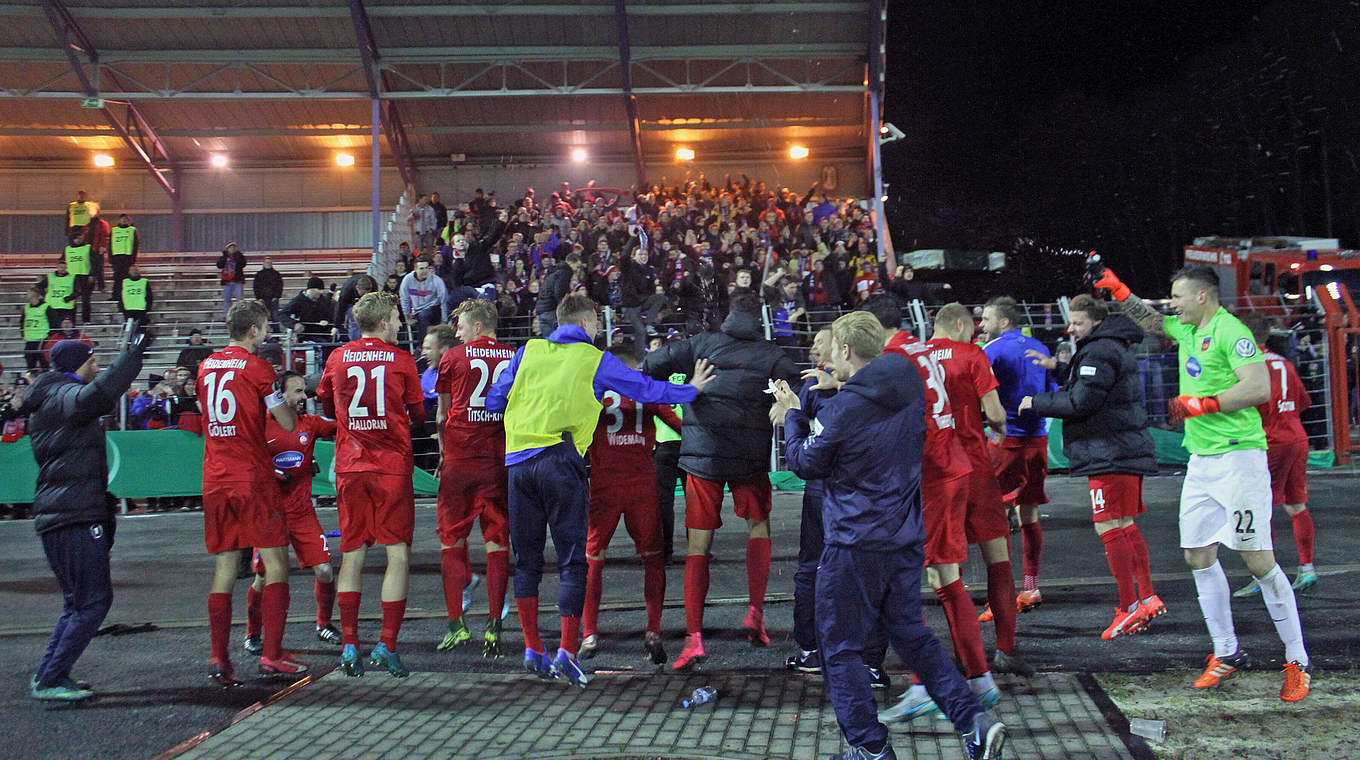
176, 670, 1132, 760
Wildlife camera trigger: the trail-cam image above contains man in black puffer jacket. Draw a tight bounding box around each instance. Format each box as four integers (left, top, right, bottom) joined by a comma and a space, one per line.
534, 251, 581, 336
641, 293, 802, 669
19, 332, 150, 701
1023, 294, 1163, 641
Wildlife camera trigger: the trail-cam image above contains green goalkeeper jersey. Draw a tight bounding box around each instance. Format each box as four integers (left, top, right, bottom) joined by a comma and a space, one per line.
1163, 307, 1266, 456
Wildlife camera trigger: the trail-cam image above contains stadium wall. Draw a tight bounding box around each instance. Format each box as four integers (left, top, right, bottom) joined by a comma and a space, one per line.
0, 158, 865, 253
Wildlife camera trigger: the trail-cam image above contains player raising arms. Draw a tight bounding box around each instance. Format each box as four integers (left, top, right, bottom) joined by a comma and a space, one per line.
486, 294, 712, 688
1093, 260, 1310, 701
928, 303, 1034, 676
434, 299, 516, 657
580, 341, 683, 665
244, 371, 341, 656
316, 292, 425, 678
198, 300, 307, 685
1234, 313, 1318, 597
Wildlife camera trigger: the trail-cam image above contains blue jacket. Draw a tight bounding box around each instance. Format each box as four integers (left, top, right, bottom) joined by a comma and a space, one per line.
797, 376, 837, 500
783, 351, 926, 551
984, 329, 1058, 437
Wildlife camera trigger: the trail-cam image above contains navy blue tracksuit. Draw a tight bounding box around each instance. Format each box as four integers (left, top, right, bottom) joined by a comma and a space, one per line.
506, 442, 590, 617
792, 378, 835, 652
37, 522, 113, 688
784, 352, 981, 750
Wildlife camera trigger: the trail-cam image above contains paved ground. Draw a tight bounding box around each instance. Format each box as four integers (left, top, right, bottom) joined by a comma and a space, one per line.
1, 470, 1356, 759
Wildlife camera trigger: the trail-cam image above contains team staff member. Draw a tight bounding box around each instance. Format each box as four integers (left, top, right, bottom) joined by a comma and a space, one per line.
316, 292, 425, 679
486, 294, 712, 688
928, 304, 1033, 678
640, 294, 802, 670
1234, 314, 1318, 597
244, 371, 341, 653
109, 214, 139, 304
1021, 295, 1164, 640
22, 333, 149, 701
773, 311, 1006, 760
579, 342, 682, 664
1096, 260, 1310, 701
787, 328, 836, 674
197, 300, 305, 685
980, 296, 1057, 612
434, 301, 516, 658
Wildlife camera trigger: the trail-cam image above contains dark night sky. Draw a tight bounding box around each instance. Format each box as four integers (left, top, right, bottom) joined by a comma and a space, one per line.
879, 0, 1360, 298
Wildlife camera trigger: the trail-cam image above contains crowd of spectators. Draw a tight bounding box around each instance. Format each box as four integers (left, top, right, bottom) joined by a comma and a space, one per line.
395, 176, 946, 352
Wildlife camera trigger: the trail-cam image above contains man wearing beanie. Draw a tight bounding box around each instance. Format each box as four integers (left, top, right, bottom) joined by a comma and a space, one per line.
284, 276, 336, 345
19, 331, 152, 701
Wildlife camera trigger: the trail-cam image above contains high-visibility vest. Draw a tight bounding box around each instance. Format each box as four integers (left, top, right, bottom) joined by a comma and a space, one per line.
67, 200, 94, 228
64, 244, 91, 276
23, 303, 49, 341
111, 225, 137, 256
121, 278, 148, 311
46, 272, 74, 309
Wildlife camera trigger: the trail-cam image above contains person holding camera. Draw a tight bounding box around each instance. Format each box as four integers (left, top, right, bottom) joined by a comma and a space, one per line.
19, 331, 152, 701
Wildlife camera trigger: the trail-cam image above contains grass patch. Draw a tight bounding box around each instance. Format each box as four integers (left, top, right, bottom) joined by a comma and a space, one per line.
1097, 670, 1360, 759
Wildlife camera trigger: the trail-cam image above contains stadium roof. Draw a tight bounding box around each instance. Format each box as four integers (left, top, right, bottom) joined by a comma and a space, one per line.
0, 0, 884, 184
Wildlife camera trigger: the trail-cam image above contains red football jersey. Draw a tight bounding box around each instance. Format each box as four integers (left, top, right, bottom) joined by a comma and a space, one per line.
1258, 350, 1309, 448
590, 392, 682, 486
197, 345, 278, 483
316, 337, 423, 475
885, 331, 970, 482
927, 336, 1000, 470
266, 413, 338, 502
435, 335, 517, 461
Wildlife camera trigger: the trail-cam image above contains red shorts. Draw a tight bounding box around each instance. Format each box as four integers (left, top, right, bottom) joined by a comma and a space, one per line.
1087, 473, 1147, 522
923, 473, 968, 565
991, 436, 1049, 507
587, 478, 663, 557
336, 472, 415, 552
437, 457, 509, 547
279, 483, 331, 569
203, 477, 286, 555
964, 466, 1010, 544
1267, 441, 1309, 506
684, 473, 772, 530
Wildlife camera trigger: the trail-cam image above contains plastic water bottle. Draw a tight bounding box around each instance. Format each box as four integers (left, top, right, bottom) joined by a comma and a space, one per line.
682, 687, 717, 708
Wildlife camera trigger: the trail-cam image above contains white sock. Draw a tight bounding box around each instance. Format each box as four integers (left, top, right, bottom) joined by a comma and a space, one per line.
1299, 563, 1315, 574
1257, 565, 1309, 666
968, 672, 997, 695
1192, 562, 1237, 657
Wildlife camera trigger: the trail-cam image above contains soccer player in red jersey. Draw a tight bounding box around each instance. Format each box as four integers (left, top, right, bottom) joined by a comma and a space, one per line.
1235, 314, 1318, 597
434, 300, 516, 657
580, 342, 682, 665
929, 303, 1034, 675
244, 371, 340, 654
315, 292, 425, 678
859, 297, 1001, 721
197, 300, 308, 684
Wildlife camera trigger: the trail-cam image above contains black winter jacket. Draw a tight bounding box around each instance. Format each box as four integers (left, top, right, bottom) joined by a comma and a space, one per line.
253, 267, 284, 301
1030, 314, 1157, 476
641, 308, 802, 481
20, 345, 146, 535
535, 262, 573, 316
451, 219, 505, 289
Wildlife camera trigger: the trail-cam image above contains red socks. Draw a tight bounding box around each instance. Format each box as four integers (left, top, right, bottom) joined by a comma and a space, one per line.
746, 537, 772, 614
440, 546, 470, 620
1020, 520, 1043, 591
245, 585, 262, 638
583, 558, 605, 638
1099, 528, 1138, 610
261, 582, 289, 660
986, 561, 1018, 655
684, 555, 710, 634
642, 553, 666, 635
516, 597, 543, 653
1291, 510, 1315, 565
486, 550, 510, 620
1122, 525, 1155, 599
560, 615, 581, 655
338, 591, 361, 647
315, 579, 336, 628
380, 599, 406, 651
208, 592, 232, 664
935, 579, 989, 678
